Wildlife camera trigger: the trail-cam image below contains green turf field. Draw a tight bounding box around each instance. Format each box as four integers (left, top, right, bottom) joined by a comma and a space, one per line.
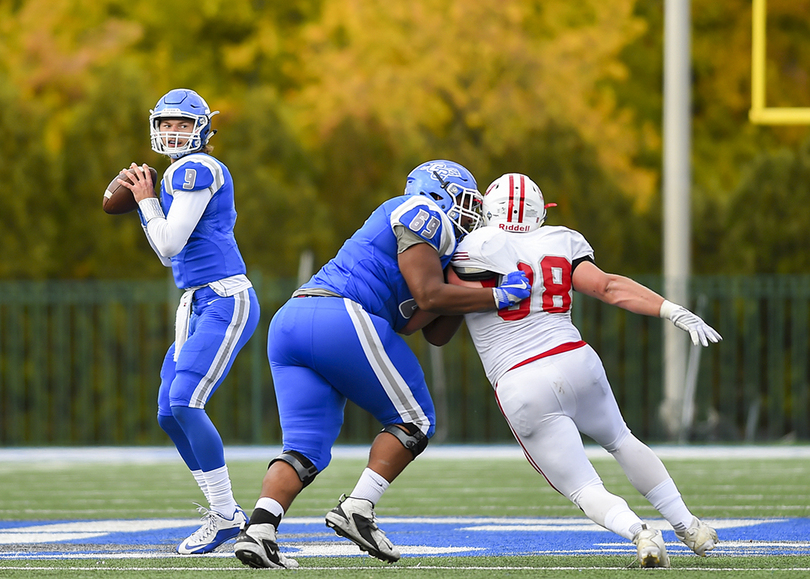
1, 445, 809, 577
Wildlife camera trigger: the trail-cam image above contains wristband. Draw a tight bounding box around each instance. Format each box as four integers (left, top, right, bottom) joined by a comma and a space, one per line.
138, 197, 165, 223
659, 299, 677, 319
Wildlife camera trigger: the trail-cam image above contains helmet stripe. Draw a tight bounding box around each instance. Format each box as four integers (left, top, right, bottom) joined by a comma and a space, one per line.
506, 173, 526, 224
517, 174, 525, 223
507, 174, 515, 222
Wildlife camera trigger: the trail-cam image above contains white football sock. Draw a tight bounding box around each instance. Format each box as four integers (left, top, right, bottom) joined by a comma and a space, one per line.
191, 469, 210, 504
255, 497, 285, 519
203, 465, 238, 517
350, 468, 390, 506
604, 503, 645, 540
645, 478, 693, 532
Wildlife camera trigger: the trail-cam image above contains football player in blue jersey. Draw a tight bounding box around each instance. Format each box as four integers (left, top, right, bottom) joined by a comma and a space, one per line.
117, 88, 259, 555
233, 160, 532, 568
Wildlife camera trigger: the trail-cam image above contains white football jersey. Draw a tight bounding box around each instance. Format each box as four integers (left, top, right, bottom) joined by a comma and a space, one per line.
451, 225, 594, 385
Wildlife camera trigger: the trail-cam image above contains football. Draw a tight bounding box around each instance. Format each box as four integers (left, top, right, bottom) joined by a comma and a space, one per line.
102, 166, 158, 215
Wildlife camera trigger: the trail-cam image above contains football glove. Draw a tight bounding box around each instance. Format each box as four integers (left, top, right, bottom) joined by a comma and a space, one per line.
659, 300, 723, 347
493, 270, 531, 309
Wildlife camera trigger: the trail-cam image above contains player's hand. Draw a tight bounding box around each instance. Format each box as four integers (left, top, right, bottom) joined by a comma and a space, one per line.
659, 300, 722, 347
493, 270, 531, 309
119, 163, 157, 203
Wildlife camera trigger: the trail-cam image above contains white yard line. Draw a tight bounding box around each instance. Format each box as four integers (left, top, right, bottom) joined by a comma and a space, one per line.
1, 565, 809, 572
0, 444, 808, 464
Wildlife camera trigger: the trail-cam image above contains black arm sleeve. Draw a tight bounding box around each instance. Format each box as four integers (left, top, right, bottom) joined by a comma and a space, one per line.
571, 255, 594, 274
453, 266, 498, 282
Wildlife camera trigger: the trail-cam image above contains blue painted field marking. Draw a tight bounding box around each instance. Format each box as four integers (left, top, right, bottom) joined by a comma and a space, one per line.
0, 517, 806, 559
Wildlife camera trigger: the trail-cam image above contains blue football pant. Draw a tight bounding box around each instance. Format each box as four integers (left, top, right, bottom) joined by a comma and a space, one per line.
268, 296, 435, 472
157, 286, 260, 471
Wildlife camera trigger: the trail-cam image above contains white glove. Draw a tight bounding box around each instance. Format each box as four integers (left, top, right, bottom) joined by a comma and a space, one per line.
659, 300, 722, 347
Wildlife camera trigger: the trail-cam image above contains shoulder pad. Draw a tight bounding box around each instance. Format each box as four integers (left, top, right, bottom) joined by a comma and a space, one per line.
546, 226, 595, 261
170, 158, 217, 192
391, 197, 449, 250
452, 228, 518, 275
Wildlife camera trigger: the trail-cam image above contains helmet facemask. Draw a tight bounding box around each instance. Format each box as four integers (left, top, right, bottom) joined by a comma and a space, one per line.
150, 112, 218, 158
433, 171, 484, 238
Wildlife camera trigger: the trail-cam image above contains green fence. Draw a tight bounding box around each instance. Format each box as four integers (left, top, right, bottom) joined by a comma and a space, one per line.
1, 275, 809, 446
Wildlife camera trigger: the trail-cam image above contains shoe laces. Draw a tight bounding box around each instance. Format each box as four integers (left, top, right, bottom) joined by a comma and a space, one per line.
188, 503, 218, 542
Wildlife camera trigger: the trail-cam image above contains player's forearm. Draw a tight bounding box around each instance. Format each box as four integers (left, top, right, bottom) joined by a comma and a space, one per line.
597, 274, 665, 317
413, 284, 498, 315
399, 308, 440, 335
400, 245, 502, 314
138, 193, 205, 257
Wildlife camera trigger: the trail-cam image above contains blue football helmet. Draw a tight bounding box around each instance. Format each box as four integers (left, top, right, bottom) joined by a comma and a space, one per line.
149, 89, 219, 158
404, 160, 483, 237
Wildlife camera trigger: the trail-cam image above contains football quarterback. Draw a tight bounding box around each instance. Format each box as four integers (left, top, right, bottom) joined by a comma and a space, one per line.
116, 88, 258, 555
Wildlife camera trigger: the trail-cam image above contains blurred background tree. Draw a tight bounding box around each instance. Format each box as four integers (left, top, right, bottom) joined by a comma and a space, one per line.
0, 0, 808, 279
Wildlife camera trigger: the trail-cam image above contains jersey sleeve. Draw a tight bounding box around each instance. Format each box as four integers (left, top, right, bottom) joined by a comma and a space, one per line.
169, 160, 216, 193
394, 225, 433, 254
567, 228, 595, 262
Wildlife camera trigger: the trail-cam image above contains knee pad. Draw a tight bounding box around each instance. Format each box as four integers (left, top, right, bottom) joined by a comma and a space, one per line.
157, 413, 177, 433
604, 428, 632, 455
382, 423, 429, 458
269, 450, 319, 488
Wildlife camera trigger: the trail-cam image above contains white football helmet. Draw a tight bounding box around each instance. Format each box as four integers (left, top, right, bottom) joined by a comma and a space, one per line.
482, 173, 546, 233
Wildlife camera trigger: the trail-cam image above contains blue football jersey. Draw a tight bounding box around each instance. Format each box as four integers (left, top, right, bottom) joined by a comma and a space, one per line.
160, 153, 247, 289
300, 195, 458, 331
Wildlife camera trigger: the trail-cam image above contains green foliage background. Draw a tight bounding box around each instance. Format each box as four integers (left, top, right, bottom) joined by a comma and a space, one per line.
1, 0, 809, 280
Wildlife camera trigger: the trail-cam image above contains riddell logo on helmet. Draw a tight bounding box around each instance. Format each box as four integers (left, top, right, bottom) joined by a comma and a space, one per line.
499, 223, 532, 232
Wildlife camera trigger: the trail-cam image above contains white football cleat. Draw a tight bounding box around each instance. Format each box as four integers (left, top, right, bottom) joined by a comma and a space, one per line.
234, 523, 299, 569
676, 517, 719, 556
325, 494, 400, 563
632, 526, 671, 568
177, 504, 248, 555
